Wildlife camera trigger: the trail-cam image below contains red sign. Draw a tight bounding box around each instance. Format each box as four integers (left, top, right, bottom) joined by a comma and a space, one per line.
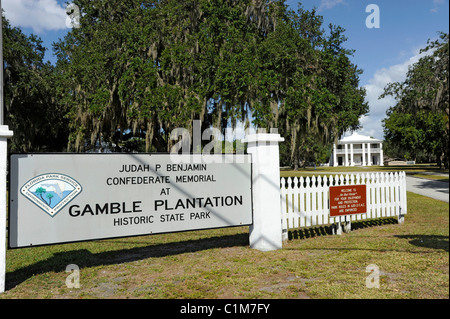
330, 184, 367, 217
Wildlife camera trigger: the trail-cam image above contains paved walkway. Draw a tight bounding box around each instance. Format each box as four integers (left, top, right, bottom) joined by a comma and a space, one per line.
405, 176, 449, 203
299, 170, 449, 203
295, 169, 449, 203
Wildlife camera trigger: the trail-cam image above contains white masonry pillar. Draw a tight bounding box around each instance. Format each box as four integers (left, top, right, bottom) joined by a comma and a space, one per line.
0, 125, 13, 294
243, 133, 284, 251
367, 143, 371, 166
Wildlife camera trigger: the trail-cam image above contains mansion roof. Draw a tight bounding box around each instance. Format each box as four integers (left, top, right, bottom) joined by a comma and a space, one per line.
338, 132, 383, 144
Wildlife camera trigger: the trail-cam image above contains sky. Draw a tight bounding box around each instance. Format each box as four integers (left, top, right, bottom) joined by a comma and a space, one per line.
285, 0, 449, 140
1, 0, 449, 140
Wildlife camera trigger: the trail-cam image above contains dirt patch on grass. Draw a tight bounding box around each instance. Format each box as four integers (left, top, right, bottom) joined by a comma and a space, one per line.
258, 275, 310, 299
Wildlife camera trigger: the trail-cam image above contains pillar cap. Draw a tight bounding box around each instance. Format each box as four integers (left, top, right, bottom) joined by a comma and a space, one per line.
242, 133, 284, 144
0, 125, 13, 138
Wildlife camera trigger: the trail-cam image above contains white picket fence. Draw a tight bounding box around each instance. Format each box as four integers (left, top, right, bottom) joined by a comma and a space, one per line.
280, 172, 407, 236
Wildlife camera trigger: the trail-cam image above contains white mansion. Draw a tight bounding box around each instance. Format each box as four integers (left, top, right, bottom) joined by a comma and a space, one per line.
330, 132, 384, 167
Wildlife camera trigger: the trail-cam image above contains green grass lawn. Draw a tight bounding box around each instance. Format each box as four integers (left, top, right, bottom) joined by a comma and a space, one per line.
1, 192, 448, 299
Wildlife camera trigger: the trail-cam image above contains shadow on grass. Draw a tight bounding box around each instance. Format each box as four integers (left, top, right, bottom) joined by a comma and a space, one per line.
394, 235, 449, 252
288, 217, 398, 240
6, 233, 249, 291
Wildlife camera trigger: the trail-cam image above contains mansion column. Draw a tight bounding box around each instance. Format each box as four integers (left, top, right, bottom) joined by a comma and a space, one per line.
350, 143, 354, 166
333, 144, 338, 167
344, 144, 348, 166
367, 143, 371, 166
362, 143, 366, 166
379, 142, 384, 166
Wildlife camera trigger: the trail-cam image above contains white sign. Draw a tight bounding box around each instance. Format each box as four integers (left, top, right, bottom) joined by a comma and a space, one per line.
9, 154, 252, 248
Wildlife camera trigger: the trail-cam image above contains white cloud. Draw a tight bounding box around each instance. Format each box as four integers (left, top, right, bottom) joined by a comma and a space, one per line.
318, 0, 346, 11
2, 0, 68, 33
355, 115, 383, 140
431, 0, 445, 13
356, 49, 432, 140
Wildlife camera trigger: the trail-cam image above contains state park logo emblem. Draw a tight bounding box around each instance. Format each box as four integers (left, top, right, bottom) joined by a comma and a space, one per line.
21, 173, 82, 217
